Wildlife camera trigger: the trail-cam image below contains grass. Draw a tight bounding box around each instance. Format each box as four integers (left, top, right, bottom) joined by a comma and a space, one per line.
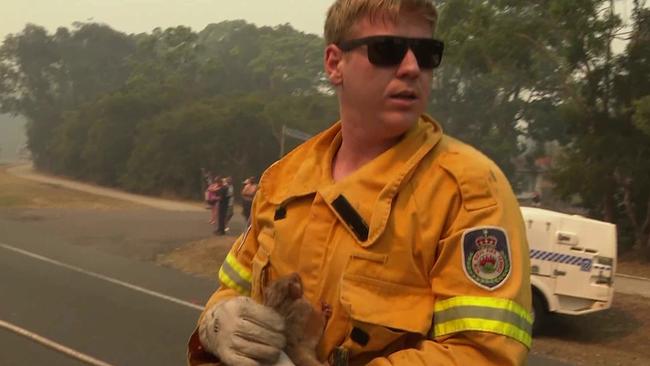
156, 235, 234, 280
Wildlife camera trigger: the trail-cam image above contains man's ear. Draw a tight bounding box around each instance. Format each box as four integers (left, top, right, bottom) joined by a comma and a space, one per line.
325, 44, 344, 86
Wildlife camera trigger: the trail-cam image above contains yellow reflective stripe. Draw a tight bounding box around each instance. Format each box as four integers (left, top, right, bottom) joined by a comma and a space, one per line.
218, 253, 251, 296
218, 267, 248, 295
435, 296, 533, 324
433, 296, 533, 348
225, 252, 252, 282
433, 318, 532, 349
437, 305, 531, 335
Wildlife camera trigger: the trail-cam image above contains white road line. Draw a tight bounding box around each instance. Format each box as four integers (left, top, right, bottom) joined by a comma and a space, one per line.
0, 242, 204, 311
0, 319, 114, 366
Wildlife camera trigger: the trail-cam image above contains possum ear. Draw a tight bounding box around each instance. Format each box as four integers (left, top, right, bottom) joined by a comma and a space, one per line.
263, 281, 285, 308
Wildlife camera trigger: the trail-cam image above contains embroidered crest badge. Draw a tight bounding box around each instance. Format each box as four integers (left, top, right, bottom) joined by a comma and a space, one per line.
462, 227, 511, 290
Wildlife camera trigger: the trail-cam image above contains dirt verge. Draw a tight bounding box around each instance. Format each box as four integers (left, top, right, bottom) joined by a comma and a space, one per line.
0, 164, 139, 209
531, 293, 650, 366
156, 235, 234, 280
617, 253, 650, 279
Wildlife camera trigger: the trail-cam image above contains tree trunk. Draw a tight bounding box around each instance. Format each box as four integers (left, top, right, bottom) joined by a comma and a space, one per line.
602, 191, 616, 223
614, 171, 644, 251
642, 197, 650, 238
642, 198, 650, 260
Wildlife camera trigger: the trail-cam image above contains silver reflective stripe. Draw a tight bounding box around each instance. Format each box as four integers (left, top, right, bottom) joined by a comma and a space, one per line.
435, 305, 532, 335
221, 260, 251, 293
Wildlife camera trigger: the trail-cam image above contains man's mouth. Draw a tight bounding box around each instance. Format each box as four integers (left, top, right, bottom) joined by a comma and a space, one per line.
390, 90, 418, 101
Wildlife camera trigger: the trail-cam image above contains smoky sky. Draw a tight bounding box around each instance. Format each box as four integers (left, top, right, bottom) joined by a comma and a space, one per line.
2, 0, 334, 39
1, 0, 638, 50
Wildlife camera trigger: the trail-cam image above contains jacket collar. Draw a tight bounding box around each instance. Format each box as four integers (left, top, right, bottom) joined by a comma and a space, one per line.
265, 121, 341, 203
267, 115, 443, 246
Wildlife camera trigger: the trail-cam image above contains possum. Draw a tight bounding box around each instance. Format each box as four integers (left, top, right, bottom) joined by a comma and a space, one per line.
263, 272, 331, 366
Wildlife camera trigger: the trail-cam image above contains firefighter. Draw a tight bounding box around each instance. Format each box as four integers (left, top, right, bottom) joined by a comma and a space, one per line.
188, 0, 532, 365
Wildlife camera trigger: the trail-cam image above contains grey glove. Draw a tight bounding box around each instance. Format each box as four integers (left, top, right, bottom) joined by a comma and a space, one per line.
199, 296, 288, 366
272, 350, 296, 366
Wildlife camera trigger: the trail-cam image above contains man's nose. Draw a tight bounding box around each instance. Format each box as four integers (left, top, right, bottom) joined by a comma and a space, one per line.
396, 48, 421, 78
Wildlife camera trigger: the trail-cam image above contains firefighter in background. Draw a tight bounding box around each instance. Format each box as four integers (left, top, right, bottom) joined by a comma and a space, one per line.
188, 0, 532, 365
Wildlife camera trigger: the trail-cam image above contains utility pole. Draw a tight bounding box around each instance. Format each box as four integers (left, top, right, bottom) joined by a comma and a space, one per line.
604, 0, 616, 113
279, 125, 286, 159
279, 125, 312, 158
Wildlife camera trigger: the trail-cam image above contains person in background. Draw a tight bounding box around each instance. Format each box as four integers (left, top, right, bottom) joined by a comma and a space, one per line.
205, 176, 221, 225
201, 168, 214, 209
240, 176, 257, 225
214, 177, 230, 235
225, 176, 235, 232
189, 1, 532, 365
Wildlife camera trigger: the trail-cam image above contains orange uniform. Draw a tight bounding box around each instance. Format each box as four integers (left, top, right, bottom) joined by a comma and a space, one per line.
188, 115, 532, 365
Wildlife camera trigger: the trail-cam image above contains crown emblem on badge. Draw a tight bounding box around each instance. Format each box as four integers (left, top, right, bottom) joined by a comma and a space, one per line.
475, 229, 497, 248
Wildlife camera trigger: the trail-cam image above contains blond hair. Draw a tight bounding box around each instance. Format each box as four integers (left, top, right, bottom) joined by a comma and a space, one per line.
324, 0, 438, 44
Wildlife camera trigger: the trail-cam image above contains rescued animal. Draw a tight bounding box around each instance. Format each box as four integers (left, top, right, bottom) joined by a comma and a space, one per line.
263, 272, 331, 366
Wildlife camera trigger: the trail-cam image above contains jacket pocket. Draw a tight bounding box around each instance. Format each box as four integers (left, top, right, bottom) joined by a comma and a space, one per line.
339, 254, 434, 355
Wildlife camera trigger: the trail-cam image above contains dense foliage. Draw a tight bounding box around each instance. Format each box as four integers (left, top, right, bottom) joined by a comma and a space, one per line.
0, 21, 337, 197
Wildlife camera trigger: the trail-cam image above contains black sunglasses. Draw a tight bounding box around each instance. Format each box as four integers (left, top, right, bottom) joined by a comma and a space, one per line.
337, 35, 444, 69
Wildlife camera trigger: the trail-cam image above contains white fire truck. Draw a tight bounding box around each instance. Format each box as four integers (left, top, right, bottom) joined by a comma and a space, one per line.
521, 206, 617, 332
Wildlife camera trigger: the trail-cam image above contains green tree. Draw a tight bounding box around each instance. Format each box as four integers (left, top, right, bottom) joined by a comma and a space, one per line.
122, 95, 278, 198
431, 0, 565, 178
0, 25, 66, 168
196, 21, 324, 95
550, 2, 650, 257
0, 24, 135, 170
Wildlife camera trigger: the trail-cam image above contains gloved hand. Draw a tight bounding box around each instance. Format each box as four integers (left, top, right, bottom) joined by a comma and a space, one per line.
272, 350, 296, 366
199, 296, 287, 366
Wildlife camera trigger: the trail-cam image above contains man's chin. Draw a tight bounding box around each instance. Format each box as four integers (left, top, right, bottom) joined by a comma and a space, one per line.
380, 113, 420, 136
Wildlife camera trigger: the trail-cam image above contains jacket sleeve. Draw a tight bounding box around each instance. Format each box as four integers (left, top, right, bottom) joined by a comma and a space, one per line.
186, 194, 264, 365
368, 154, 533, 366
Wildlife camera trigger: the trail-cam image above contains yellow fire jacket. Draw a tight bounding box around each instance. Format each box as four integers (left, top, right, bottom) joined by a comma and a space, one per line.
188, 115, 532, 366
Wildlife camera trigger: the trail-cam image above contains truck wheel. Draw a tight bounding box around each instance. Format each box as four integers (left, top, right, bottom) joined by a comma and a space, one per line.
532, 292, 546, 335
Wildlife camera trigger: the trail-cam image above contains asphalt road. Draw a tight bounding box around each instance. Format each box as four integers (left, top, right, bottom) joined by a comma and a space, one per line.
0, 211, 218, 365
0, 327, 88, 366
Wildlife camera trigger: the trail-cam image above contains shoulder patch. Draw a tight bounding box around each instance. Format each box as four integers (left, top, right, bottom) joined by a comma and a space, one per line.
461, 227, 511, 290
